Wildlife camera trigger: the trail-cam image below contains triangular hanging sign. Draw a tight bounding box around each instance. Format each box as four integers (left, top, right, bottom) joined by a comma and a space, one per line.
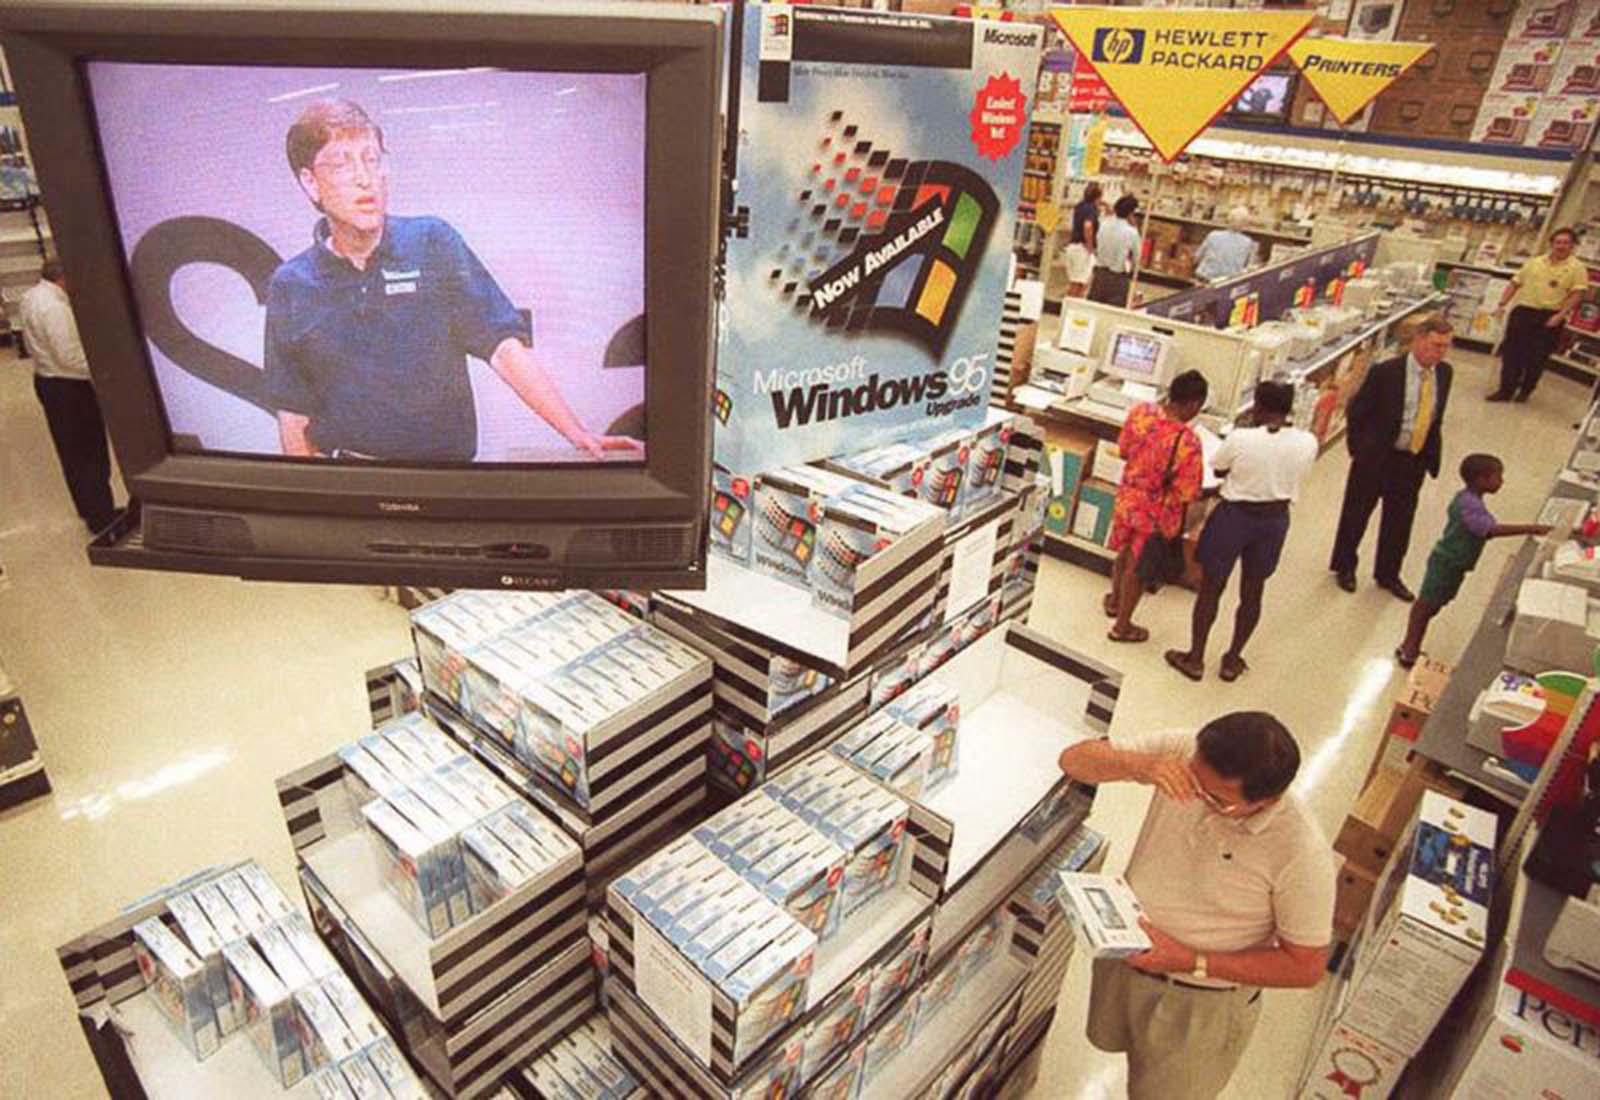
1289, 38, 1436, 125
1051, 8, 1313, 162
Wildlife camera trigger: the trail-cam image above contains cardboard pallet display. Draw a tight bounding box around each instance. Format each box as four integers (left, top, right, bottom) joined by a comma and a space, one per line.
592, 621, 1113, 1097
276, 744, 592, 1099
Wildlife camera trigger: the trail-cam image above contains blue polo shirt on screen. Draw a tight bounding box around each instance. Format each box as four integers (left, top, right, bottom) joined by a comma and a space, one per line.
263, 215, 530, 461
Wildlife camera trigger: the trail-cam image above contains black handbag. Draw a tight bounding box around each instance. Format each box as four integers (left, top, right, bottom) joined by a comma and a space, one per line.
1134, 428, 1188, 585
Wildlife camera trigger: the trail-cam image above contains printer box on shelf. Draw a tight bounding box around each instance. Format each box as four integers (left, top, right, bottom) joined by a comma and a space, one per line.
1054, 874, 1152, 959
1450, 982, 1600, 1100
1296, 1019, 1408, 1100
1343, 791, 1496, 1058
1505, 579, 1600, 675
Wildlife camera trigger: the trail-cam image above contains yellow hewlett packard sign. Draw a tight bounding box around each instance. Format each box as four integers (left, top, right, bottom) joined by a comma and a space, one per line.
1051, 8, 1313, 162
1289, 38, 1436, 125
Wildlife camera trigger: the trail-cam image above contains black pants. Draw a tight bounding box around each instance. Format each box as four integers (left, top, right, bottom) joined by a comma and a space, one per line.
33, 375, 115, 530
1329, 449, 1426, 584
1088, 267, 1132, 306
1498, 306, 1560, 397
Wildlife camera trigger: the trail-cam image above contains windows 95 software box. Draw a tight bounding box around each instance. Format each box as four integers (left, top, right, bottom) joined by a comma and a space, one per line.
716, 3, 1041, 474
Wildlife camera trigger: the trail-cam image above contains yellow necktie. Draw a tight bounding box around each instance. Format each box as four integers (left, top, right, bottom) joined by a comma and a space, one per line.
1409, 368, 1434, 454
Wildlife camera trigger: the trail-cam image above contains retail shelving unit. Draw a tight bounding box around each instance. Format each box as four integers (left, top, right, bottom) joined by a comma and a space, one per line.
0, 51, 48, 345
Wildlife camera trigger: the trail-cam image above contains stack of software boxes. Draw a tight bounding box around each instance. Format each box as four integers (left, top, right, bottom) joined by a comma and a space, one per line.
718, 464, 946, 631
821, 407, 1023, 523
409, 589, 715, 909
337, 713, 577, 938
598, 620, 1112, 1098
509, 1014, 643, 1100
108, 860, 429, 1097
602, 748, 930, 1098
279, 710, 591, 1099
649, 594, 869, 803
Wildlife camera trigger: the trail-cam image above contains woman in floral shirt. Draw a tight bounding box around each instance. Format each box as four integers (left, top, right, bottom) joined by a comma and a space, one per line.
1105, 369, 1209, 642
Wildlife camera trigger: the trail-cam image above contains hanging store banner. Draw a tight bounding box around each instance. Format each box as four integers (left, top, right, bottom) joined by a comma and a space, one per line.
717, 4, 1042, 474
1050, 8, 1312, 162
1288, 37, 1435, 125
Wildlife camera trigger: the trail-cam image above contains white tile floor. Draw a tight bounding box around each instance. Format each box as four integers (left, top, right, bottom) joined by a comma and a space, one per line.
0, 343, 1582, 1099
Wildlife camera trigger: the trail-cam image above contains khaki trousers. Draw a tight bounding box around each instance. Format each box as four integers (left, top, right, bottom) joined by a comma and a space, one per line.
1087, 957, 1263, 1100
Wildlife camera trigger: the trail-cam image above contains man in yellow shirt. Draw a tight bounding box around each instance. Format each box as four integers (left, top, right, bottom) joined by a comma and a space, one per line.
1489, 227, 1590, 403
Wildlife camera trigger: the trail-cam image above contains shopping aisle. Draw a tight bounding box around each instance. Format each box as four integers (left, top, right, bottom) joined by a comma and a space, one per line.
0, 342, 1585, 1100
1026, 349, 1585, 1098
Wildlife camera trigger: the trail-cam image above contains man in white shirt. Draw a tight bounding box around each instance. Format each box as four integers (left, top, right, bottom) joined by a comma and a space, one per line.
17, 259, 116, 532
1089, 195, 1142, 306
1165, 380, 1317, 682
1059, 711, 1334, 1100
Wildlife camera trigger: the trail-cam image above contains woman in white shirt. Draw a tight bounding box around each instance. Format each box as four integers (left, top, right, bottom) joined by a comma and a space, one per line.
1165, 380, 1317, 682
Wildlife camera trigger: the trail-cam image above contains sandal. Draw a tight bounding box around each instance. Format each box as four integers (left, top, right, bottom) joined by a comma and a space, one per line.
1102, 593, 1119, 618
1107, 624, 1150, 643
1394, 647, 1417, 670
1219, 654, 1249, 682
1164, 649, 1203, 682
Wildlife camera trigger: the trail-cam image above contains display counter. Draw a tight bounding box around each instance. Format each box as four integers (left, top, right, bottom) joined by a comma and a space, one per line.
1411, 408, 1600, 805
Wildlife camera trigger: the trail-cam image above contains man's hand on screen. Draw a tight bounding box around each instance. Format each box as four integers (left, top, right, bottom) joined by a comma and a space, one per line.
570, 431, 643, 460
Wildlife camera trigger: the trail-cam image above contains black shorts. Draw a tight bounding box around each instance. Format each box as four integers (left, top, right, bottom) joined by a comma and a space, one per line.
1196, 500, 1290, 584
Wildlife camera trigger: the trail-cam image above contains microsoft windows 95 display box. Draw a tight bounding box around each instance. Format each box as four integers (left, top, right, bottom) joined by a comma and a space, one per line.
716, 4, 1041, 473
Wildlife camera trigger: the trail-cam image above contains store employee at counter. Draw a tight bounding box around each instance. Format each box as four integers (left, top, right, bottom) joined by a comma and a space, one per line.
1060, 712, 1334, 1100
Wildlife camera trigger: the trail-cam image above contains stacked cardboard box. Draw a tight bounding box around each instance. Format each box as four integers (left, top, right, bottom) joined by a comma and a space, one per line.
1303, 792, 1498, 1100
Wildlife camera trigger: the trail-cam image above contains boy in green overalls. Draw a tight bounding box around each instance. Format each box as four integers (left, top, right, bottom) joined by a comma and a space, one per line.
1396, 453, 1550, 668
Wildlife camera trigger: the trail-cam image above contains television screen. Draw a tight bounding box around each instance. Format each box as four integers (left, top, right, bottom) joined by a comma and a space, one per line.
86, 62, 647, 466
1229, 72, 1294, 119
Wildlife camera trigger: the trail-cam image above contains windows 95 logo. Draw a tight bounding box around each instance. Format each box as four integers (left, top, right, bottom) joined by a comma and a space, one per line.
1093, 27, 1145, 64
768, 111, 999, 358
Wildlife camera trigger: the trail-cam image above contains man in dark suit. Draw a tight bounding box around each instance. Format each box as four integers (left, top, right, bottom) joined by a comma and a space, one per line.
1329, 315, 1455, 600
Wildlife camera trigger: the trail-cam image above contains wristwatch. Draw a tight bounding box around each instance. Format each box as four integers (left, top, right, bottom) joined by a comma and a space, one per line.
1191, 953, 1208, 981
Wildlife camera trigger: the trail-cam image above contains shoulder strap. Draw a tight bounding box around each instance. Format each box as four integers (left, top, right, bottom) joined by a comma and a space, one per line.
1160, 425, 1185, 489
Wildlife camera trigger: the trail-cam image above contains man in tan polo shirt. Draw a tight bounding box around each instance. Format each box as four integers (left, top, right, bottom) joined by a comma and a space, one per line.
1489, 226, 1590, 403
1058, 710, 1335, 1100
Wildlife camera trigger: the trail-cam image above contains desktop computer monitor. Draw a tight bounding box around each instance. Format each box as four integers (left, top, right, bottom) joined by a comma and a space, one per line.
1101, 329, 1175, 389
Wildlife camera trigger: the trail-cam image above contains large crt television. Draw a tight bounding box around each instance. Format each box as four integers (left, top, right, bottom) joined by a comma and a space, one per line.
0, 0, 722, 589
